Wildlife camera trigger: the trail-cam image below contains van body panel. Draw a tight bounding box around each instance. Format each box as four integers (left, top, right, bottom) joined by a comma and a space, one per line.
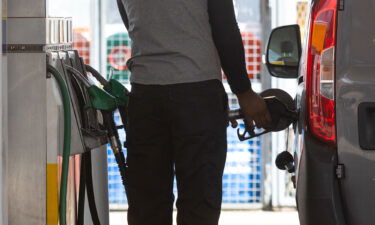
335, 0, 375, 224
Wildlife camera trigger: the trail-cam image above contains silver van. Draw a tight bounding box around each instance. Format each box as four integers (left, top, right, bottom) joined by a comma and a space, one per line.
265, 0, 375, 224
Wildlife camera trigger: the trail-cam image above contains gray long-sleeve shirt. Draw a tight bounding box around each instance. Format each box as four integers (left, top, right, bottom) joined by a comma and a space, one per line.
118, 0, 251, 94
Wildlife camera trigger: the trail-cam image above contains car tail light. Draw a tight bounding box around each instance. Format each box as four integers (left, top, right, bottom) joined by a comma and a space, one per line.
306, 0, 337, 145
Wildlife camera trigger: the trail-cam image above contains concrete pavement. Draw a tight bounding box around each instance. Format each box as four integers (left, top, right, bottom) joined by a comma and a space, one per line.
110, 210, 300, 225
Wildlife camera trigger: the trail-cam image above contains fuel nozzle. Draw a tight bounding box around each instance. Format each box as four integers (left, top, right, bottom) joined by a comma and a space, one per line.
86, 65, 130, 131
275, 151, 295, 173
229, 89, 298, 141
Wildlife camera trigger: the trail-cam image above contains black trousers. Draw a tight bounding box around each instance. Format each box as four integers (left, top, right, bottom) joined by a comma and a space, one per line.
125, 80, 228, 225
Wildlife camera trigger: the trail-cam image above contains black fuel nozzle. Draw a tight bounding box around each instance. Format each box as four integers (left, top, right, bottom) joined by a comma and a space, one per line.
275, 151, 295, 173
229, 89, 298, 141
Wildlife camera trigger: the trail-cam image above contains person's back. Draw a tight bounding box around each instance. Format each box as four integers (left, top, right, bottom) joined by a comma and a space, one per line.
117, 1, 271, 225
124, 0, 221, 85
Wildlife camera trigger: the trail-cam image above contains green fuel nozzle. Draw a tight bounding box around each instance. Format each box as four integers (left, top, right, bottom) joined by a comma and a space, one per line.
103, 79, 130, 107
86, 85, 118, 111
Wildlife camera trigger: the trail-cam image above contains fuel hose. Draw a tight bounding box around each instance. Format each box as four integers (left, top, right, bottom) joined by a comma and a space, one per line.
85, 65, 108, 86
47, 64, 71, 225
102, 111, 127, 188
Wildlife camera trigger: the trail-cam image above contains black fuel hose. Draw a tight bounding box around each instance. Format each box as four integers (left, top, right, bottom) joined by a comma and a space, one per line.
65, 65, 92, 88
77, 152, 102, 225
85, 65, 109, 86
77, 154, 86, 225
102, 111, 127, 188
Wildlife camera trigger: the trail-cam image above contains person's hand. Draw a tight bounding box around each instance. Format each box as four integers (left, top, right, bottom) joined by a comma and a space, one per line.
237, 90, 272, 130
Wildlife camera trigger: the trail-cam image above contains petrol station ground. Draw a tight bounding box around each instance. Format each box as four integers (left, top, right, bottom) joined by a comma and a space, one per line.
110, 209, 300, 225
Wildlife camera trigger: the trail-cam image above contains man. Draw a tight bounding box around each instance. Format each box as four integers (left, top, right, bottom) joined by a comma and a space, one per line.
116, 0, 271, 225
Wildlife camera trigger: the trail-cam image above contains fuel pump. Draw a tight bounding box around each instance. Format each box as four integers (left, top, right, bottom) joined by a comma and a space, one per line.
46, 50, 131, 225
